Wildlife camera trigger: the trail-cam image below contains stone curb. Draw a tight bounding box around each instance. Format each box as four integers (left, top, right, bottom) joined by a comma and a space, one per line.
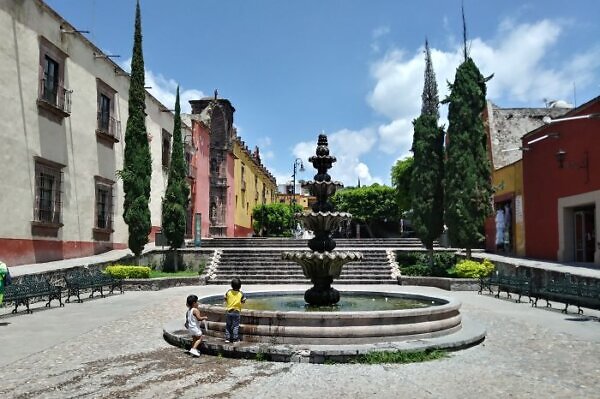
162, 316, 486, 364
398, 276, 480, 291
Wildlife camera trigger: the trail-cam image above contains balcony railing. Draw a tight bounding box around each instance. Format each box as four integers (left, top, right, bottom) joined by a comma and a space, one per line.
96, 112, 121, 142
38, 78, 71, 115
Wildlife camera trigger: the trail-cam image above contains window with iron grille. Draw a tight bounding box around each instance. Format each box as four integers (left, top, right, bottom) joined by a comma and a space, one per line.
95, 79, 119, 142
162, 129, 171, 168
34, 158, 63, 225
38, 37, 70, 116
94, 177, 114, 230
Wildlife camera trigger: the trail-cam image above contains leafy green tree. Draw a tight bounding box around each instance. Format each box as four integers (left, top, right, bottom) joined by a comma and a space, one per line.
442, 44, 493, 258
410, 39, 445, 260
331, 184, 400, 237
161, 87, 189, 256
121, 0, 151, 257
390, 157, 413, 213
252, 203, 302, 237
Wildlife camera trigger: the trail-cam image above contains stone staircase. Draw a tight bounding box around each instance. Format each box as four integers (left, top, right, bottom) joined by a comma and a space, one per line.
206, 248, 398, 285
199, 237, 432, 249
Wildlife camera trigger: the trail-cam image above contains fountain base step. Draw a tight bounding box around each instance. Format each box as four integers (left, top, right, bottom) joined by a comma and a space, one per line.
162, 315, 485, 363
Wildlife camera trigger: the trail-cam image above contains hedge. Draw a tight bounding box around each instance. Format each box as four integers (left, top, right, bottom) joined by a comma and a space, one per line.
104, 265, 151, 279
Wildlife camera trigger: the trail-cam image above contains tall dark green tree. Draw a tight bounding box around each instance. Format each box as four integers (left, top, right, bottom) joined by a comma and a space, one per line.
122, 0, 152, 257
161, 87, 189, 254
410, 39, 445, 261
443, 17, 493, 258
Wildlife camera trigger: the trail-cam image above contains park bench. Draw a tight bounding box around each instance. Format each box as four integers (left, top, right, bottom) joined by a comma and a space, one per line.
531, 275, 600, 314
3, 274, 63, 314
64, 268, 123, 303
479, 272, 533, 303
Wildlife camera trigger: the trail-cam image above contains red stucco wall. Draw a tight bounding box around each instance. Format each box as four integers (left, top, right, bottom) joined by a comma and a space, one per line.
192, 121, 211, 238
522, 100, 600, 260
0, 238, 127, 266
226, 152, 236, 237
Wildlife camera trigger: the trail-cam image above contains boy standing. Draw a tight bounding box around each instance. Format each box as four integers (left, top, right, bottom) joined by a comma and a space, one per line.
224, 278, 246, 343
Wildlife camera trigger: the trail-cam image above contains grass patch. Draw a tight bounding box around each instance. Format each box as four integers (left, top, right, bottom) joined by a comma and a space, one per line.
148, 270, 200, 278
353, 349, 448, 364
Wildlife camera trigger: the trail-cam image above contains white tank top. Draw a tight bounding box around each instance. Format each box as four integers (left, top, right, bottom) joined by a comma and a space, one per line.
187, 309, 202, 333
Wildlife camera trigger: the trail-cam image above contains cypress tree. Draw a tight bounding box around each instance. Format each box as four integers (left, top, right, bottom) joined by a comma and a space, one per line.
443, 41, 493, 258
161, 87, 189, 254
410, 39, 444, 261
122, 0, 152, 257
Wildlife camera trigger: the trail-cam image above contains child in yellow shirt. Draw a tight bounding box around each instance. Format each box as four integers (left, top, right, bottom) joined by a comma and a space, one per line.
224, 278, 246, 343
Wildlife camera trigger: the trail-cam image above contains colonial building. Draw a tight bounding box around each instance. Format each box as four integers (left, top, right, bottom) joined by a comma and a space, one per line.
0, 0, 191, 265
186, 98, 277, 238
232, 140, 277, 236
522, 96, 600, 264
483, 101, 568, 256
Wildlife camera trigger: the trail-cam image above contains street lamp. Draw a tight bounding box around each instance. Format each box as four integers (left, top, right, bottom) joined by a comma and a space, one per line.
291, 158, 305, 206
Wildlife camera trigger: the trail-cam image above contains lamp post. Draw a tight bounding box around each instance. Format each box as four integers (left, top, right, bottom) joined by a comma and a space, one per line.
291, 158, 304, 206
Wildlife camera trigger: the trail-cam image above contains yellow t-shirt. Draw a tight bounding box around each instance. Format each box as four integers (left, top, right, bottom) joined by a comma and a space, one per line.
225, 289, 245, 312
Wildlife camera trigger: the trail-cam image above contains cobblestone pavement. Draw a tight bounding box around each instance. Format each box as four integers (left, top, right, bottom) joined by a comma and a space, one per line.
1, 285, 599, 399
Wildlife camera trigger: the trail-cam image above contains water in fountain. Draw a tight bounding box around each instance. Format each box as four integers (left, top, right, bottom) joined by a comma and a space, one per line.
282, 134, 363, 306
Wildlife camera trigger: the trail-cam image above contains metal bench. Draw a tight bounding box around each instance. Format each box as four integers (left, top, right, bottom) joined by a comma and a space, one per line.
532, 275, 600, 314
3, 274, 63, 314
479, 272, 533, 303
64, 268, 123, 303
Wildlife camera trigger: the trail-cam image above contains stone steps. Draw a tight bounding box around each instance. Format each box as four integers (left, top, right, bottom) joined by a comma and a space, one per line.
197, 238, 433, 248
207, 247, 397, 285
208, 279, 396, 285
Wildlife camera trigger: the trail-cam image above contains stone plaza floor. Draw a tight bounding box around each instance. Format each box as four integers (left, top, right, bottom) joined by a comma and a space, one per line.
1, 284, 599, 398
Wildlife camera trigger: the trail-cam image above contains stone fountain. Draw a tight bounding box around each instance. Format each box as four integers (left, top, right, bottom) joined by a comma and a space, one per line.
162, 136, 486, 362
282, 134, 362, 306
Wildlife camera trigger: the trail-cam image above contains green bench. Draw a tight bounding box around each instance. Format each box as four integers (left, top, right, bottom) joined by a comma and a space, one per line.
531, 275, 600, 314
64, 268, 123, 303
3, 274, 63, 314
479, 272, 533, 303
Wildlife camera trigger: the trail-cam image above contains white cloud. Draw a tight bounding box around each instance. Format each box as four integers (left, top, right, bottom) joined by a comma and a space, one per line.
292, 128, 382, 186
367, 18, 600, 157
119, 58, 204, 113
371, 25, 390, 53
377, 119, 413, 156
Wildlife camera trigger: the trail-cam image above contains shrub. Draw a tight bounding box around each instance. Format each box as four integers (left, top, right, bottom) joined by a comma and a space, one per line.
397, 251, 456, 277
105, 265, 150, 279
449, 259, 495, 279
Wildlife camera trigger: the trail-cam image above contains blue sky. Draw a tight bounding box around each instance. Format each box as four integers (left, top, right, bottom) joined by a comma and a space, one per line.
46, 0, 600, 186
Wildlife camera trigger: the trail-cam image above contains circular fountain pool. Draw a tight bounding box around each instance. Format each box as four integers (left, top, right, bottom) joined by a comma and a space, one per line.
196, 291, 462, 345
202, 292, 443, 312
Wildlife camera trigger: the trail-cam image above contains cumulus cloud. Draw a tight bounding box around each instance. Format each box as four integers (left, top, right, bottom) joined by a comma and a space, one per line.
292, 128, 382, 186
371, 26, 390, 53
119, 58, 204, 113
367, 18, 600, 157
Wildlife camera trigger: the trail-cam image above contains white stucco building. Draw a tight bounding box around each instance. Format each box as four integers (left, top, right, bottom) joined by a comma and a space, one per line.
0, 0, 189, 265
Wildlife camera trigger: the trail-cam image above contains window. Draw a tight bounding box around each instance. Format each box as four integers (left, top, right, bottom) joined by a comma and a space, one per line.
38, 37, 70, 116
96, 79, 119, 142
162, 129, 171, 168
43, 56, 59, 105
98, 94, 111, 131
94, 177, 114, 230
33, 158, 64, 225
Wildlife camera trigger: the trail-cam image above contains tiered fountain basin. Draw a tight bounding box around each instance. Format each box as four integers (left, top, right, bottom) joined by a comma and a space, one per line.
189, 291, 462, 345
